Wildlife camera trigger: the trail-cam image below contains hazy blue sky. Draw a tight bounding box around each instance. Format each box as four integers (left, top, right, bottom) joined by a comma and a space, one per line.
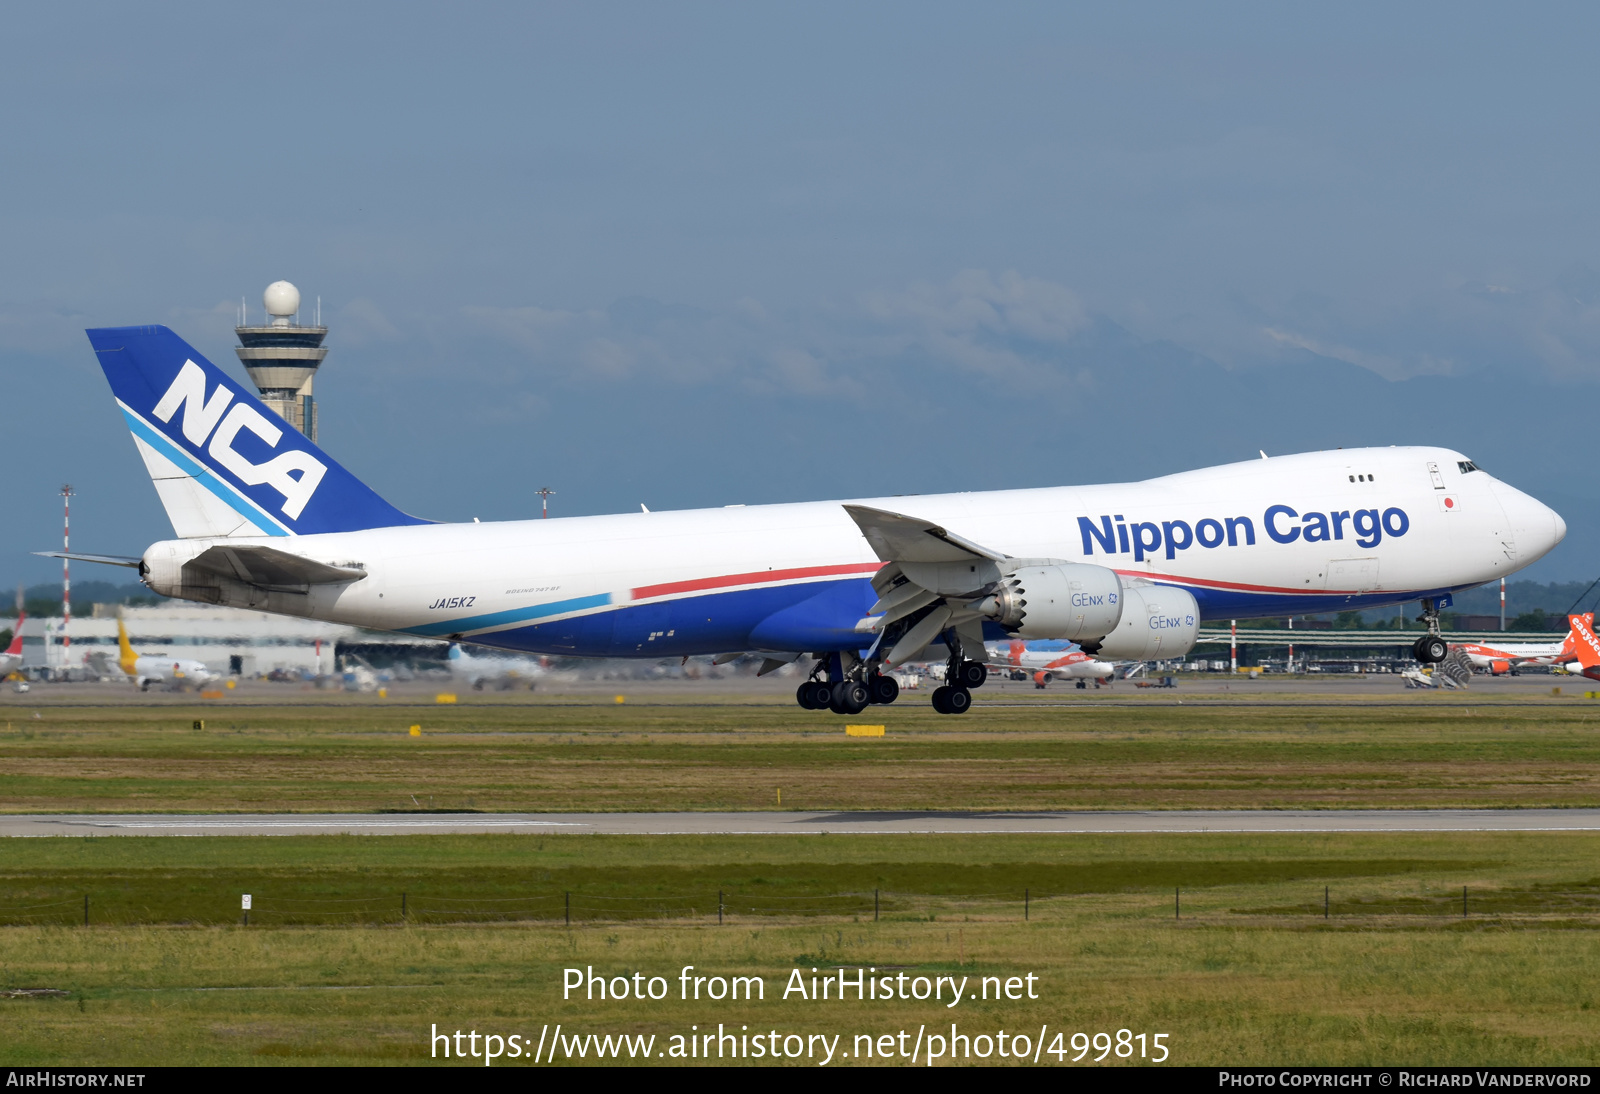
4, 2, 1600, 586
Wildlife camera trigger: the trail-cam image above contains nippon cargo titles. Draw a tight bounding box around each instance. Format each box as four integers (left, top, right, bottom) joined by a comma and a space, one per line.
1077, 503, 1411, 563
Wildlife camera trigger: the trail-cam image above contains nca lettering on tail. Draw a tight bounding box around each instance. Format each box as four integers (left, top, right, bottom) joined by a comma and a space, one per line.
152, 360, 327, 519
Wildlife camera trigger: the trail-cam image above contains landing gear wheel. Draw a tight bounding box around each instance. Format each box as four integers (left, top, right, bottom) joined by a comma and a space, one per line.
868, 674, 899, 705
829, 680, 870, 715
955, 660, 988, 689
931, 686, 952, 714
797, 680, 832, 709
1413, 635, 1448, 664
945, 686, 973, 714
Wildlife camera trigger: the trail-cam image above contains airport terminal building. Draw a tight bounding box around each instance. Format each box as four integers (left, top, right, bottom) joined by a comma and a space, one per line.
11, 603, 436, 677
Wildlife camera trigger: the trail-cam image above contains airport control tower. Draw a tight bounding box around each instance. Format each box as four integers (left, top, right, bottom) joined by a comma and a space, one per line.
235, 280, 326, 441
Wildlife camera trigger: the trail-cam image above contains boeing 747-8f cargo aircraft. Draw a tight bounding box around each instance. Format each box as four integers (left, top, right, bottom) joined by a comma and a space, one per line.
54, 326, 1566, 715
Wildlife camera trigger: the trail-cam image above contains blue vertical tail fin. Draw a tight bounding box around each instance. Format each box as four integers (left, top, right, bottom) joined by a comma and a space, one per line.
88, 325, 429, 537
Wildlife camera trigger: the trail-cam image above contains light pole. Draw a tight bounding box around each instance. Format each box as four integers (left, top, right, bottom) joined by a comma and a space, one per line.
537, 487, 556, 519
60, 485, 74, 670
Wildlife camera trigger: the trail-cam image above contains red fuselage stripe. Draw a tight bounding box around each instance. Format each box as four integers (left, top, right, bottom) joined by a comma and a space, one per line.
633, 560, 1381, 605
1117, 568, 1365, 596
632, 561, 881, 602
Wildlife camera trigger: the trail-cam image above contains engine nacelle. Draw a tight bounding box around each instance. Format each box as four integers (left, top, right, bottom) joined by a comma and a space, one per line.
983, 562, 1124, 640
1092, 584, 1200, 661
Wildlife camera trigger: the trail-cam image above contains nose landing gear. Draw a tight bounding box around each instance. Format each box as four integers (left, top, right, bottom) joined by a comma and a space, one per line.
1412, 634, 1449, 664
1412, 598, 1451, 664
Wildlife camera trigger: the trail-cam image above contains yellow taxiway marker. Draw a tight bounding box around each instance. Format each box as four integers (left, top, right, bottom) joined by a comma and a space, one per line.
846, 725, 885, 737
435, 693, 457, 704
409, 725, 422, 737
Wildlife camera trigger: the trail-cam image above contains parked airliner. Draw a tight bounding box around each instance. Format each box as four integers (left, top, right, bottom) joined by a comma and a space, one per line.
114, 617, 216, 691
448, 642, 547, 690
0, 613, 23, 676
1454, 617, 1585, 675
54, 325, 1566, 715
985, 639, 1116, 687
1564, 614, 1600, 682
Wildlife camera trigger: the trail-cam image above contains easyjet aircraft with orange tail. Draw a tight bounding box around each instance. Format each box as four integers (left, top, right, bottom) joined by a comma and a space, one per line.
1562, 614, 1600, 681
0, 612, 23, 676
985, 638, 1117, 687
1453, 616, 1588, 675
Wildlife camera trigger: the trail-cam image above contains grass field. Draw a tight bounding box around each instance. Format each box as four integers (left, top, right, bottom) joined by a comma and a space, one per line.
3, 687, 1600, 812
3, 832, 1600, 1065
6, 686, 1600, 1065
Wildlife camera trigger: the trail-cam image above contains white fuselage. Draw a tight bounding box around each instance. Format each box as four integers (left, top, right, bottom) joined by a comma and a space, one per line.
124, 654, 215, 684
137, 446, 1565, 660
1456, 641, 1570, 670
985, 641, 1116, 681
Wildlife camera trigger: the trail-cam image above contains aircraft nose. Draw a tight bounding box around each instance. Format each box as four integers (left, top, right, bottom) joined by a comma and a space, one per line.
1494, 481, 1565, 565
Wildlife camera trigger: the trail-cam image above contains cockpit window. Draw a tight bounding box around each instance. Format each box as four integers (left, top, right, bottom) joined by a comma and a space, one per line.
1458, 460, 1481, 474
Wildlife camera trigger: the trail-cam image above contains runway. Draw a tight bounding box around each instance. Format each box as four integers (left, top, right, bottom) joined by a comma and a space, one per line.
4, 809, 1600, 837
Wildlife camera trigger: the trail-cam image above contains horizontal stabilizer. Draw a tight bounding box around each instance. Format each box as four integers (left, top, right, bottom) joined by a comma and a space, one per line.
843, 504, 1009, 563
188, 544, 368, 590
34, 551, 142, 568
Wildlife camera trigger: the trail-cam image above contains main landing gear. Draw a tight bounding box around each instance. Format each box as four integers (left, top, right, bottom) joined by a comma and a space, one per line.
792, 637, 988, 716
1411, 598, 1450, 664
930, 647, 988, 716
794, 654, 900, 715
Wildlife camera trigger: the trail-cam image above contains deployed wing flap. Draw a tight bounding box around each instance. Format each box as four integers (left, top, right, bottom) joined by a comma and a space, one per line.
845, 504, 1012, 664
189, 544, 367, 590
843, 505, 1009, 563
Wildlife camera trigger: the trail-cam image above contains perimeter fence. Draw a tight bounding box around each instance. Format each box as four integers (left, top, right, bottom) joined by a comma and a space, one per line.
1, 883, 1597, 927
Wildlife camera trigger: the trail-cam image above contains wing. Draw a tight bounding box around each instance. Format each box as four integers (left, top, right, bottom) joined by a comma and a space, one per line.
842, 504, 1009, 564
842, 504, 1013, 666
